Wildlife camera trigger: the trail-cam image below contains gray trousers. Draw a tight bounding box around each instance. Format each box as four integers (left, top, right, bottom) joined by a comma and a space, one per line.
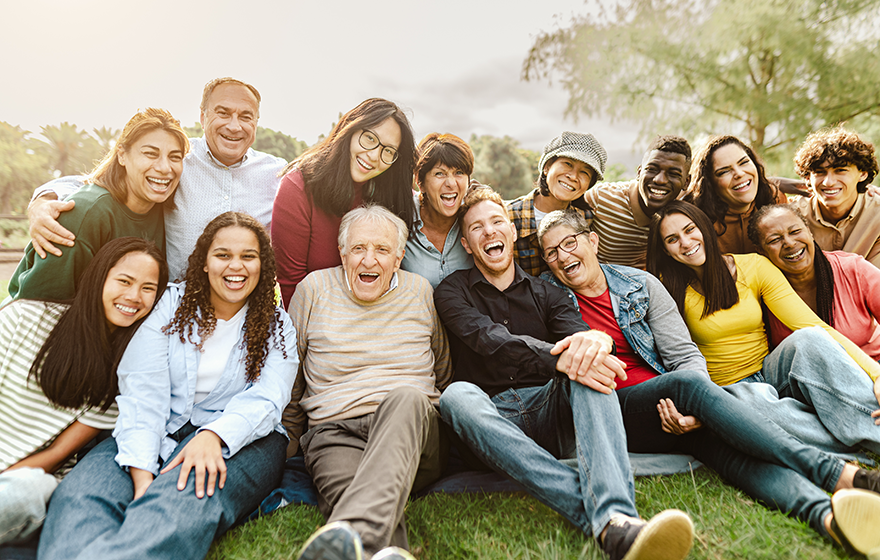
301, 387, 443, 555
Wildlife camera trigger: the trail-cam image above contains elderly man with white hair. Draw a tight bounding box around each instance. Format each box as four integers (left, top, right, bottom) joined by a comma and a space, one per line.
285, 204, 452, 560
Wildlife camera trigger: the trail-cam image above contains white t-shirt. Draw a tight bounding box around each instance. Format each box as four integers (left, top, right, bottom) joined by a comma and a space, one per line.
195, 305, 248, 403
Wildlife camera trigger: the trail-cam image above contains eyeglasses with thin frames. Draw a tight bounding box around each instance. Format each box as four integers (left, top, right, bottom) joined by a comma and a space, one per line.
542, 231, 589, 263
358, 129, 399, 165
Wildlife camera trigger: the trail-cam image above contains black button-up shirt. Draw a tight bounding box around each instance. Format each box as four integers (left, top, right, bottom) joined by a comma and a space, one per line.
434, 264, 590, 397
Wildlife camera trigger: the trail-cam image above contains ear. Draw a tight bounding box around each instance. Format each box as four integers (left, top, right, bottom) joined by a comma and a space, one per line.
338, 245, 345, 261
117, 149, 126, 167
393, 248, 405, 272
461, 235, 473, 255
859, 169, 869, 182
199, 110, 206, 130
588, 231, 599, 253
509, 221, 517, 242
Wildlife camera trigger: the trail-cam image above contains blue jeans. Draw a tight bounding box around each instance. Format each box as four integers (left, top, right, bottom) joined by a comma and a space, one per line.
439, 378, 637, 537
0, 468, 57, 546
617, 369, 838, 534
729, 327, 880, 456
37, 427, 286, 560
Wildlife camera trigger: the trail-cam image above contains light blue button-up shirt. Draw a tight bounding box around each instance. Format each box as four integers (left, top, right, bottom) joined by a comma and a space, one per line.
401, 197, 473, 289
35, 137, 286, 281
112, 283, 298, 475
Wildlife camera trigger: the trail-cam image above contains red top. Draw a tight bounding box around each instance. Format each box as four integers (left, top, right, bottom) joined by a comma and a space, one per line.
767, 250, 880, 360
272, 169, 364, 308
575, 289, 659, 389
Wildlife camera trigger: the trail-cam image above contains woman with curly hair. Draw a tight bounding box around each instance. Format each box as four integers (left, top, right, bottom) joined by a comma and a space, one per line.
684, 135, 787, 254
272, 98, 417, 307
38, 212, 297, 560
0, 237, 166, 547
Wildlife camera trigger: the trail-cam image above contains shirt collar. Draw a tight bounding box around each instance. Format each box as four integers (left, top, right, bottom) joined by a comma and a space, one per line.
809, 192, 863, 227
466, 262, 529, 290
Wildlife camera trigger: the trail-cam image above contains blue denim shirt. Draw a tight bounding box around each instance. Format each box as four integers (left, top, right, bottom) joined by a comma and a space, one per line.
542, 263, 706, 376
402, 195, 474, 289
113, 283, 298, 475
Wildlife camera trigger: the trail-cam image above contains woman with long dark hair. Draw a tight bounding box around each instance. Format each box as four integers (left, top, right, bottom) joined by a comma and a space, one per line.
684, 135, 786, 254
272, 98, 417, 307
647, 200, 880, 456
38, 212, 297, 560
401, 132, 475, 287
0, 237, 167, 545
8, 108, 187, 302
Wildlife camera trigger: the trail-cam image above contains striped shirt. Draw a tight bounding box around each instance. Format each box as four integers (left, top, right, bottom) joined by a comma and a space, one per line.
0, 300, 117, 471
286, 266, 452, 430
585, 181, 651, 269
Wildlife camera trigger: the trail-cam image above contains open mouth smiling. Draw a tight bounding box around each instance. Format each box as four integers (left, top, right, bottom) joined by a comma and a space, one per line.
483, 241, 504, 257
732, 179, 751, 192
358, 272, 379, 283
114, 303, 139, 316
783, 247, 806, 261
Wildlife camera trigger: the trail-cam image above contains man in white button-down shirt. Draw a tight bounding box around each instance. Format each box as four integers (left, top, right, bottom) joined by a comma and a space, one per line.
26, 77, 286, 280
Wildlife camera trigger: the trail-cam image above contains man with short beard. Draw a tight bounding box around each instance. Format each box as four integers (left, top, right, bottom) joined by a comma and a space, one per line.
434, 185, 694, 560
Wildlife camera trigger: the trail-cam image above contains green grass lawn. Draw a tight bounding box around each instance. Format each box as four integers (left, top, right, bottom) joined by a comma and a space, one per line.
207, 466, 859, 560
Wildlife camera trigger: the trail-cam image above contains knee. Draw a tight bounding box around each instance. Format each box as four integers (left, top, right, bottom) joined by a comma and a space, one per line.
788, 326, 833, 348
439, 382, 487, 418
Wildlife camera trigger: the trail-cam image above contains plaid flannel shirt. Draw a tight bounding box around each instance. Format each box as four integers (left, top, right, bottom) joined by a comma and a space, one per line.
506, 189, 593, 277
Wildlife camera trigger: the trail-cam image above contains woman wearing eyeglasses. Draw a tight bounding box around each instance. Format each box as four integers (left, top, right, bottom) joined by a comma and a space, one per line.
272, 98, 417, 308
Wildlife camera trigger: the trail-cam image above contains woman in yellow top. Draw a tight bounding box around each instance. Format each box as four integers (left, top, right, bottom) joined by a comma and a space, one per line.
647, 200, 880, 457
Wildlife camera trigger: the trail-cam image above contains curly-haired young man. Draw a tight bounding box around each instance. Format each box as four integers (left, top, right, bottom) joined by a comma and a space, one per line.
793, 127, 880, 267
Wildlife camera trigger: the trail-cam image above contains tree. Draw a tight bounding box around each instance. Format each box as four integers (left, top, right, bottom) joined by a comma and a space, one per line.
92, 126, 120, 154
523, 0, 880, 166
252, 127, 309, 163
470, 135, 536, 199
0, 122, 52, 214
38, 122, 102, 176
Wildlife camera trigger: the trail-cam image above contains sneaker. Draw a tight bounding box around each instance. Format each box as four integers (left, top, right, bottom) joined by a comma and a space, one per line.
372, 547, 416, 560
853, 468, 880, 495
298, 521, 364, 560
830, 489, 880, 558
601, 510, 694, 560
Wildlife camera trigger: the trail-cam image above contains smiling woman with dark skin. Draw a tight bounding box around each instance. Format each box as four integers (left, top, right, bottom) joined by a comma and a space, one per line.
750, 203, 880, 361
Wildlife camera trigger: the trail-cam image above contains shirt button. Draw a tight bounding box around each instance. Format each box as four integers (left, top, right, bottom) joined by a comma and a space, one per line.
509, 376, 514, 380
224, 195, 229, 200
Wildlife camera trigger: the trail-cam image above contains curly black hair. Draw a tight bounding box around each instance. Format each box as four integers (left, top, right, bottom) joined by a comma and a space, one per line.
163, 212, 286, 381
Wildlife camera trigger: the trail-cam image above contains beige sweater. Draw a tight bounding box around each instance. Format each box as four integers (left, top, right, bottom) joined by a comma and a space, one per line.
282, 266, 452, 455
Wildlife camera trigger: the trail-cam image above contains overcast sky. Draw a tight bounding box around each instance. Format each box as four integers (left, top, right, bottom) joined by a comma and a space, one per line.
2, 0, 642, 168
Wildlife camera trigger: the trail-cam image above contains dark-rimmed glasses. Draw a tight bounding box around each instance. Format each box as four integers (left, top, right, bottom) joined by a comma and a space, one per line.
542, 231, 589, 263
358, 129, 399, 165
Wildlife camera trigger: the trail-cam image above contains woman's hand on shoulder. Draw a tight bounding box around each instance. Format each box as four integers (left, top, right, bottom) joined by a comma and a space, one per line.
160, 430, 227, 499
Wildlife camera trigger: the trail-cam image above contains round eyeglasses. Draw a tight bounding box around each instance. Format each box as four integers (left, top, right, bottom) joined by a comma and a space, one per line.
542, 231, 589, 263
358, 129, 399, 165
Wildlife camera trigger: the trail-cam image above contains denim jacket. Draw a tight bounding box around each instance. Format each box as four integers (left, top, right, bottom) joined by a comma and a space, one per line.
542, 264, 706, 376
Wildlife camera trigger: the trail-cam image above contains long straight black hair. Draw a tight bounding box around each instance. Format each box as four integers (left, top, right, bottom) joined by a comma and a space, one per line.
647, 201, 739, 317
30, 237, 169, 410
282, 98, 417, 232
